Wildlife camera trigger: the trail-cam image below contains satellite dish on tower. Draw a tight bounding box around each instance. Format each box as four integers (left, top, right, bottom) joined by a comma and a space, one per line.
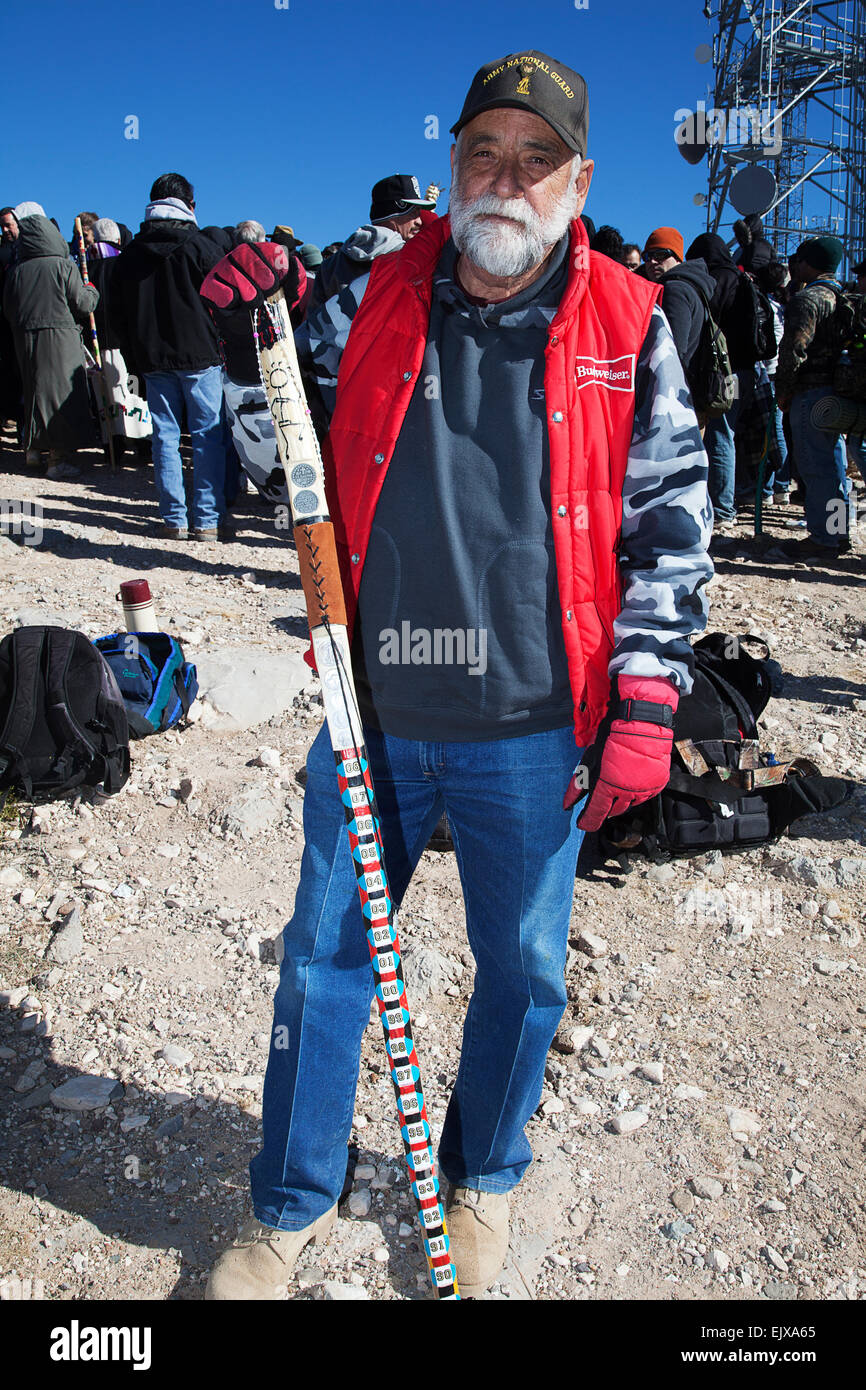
675, 110, 709, 165
675, 111, 708, 165
729, 165, 777, 215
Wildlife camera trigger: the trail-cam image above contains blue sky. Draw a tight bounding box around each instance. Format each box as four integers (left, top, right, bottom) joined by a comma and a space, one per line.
3, 0, 719, 251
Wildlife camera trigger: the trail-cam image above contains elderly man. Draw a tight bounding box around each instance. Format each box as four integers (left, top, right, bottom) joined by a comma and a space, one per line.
205, 48, 712, 1300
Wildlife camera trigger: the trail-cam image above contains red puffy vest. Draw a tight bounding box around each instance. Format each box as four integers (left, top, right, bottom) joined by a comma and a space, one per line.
320, 215, 660, 747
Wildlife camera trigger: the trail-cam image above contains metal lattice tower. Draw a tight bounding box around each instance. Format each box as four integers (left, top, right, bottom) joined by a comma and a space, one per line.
704, 0, 866, 276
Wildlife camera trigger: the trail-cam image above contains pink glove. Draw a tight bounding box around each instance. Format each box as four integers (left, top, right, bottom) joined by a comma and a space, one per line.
200, 241, 292, 311
565, 675, 679, 831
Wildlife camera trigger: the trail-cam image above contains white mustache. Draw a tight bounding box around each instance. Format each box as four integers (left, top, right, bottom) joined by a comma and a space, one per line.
459, 194, 542, 229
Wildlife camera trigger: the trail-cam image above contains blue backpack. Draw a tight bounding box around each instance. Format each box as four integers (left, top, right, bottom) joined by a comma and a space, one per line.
94, 633, 198, 739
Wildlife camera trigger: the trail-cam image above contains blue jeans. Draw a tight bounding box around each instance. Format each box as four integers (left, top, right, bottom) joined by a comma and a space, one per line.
144, 366, 226, 530
249, 722, 586, 1230
848, 434, 866, 485
704, 370, 753, 521
790, 387, 849, 546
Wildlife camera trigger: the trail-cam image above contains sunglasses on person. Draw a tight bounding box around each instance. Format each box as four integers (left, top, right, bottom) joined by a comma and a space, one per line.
644, 248, 675, 263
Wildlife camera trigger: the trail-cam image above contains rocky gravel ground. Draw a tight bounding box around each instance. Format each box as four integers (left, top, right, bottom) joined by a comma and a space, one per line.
1, 439, 865, 1302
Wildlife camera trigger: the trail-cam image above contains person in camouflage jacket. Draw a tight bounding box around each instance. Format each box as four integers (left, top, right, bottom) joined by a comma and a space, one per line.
772, 237, 850, 558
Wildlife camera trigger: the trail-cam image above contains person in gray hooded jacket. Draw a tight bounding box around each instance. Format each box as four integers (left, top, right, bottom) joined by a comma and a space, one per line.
3, 208, 98, 475
311, 173, 437, 310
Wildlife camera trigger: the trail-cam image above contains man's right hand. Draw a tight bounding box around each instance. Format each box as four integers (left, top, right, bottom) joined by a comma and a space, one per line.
201, 242, 294, 312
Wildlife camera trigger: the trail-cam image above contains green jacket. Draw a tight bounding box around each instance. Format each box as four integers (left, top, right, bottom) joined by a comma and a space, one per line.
2, 215, 98, 452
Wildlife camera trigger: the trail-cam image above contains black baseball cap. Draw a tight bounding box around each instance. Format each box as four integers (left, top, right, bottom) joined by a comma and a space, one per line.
451, 50, 589, 158
370, 175, 437, 224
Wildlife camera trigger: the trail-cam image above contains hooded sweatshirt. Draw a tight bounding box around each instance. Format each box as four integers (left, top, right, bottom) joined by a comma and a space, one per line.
657, 258, 715, 376
2, 215, 98, 451
109, 219, 227, 374
311, 224, 404, 310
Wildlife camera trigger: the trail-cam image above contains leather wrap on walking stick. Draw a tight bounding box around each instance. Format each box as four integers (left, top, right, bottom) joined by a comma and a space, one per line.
295, 522, 347, 630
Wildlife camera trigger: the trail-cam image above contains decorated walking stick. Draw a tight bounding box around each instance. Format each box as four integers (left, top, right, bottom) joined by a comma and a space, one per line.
253, 286, 460, 1301
74, 217, 117, 472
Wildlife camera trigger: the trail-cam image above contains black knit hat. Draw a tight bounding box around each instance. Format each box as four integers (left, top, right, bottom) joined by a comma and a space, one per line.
451, 50, 589, 157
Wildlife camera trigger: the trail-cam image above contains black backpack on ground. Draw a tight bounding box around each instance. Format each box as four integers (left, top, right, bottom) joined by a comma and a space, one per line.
593, 634, 852, 861
0, 626, 130, 802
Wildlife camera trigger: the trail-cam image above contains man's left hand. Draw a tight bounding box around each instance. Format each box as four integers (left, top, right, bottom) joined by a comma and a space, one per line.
565, 675, 679, 831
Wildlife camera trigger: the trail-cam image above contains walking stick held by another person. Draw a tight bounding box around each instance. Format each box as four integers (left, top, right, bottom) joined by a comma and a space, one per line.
74, 216, 117, 472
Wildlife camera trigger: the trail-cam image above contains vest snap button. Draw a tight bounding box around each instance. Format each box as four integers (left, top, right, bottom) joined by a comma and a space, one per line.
552, 411, 563, 423
551, 335, 559, 346
403, 371, 413, 382
374, 453, 384, 465
557, 505, 567, 517
579, 700, 587, 712
351, 554, 360, 564
566, 610, 573, 621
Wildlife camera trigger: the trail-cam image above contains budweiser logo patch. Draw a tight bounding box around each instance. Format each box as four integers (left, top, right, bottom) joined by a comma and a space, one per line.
574, 354, 635, 392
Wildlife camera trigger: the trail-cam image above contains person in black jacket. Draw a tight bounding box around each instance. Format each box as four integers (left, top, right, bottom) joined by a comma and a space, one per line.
110, 173, 229, 540
642, 227, 714, 425
732, 215, 774, 278
687, 232, 753, 526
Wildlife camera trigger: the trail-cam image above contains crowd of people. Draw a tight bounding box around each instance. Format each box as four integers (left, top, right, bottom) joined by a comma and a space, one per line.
1, 173, 863, 562
585, 212, 866, 561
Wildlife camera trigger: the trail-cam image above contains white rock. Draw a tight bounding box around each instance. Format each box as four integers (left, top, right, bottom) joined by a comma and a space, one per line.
814, 957, 848, 976
576, 1098, 601, 1117
762, 1245, 789, 1273
639, 1062, 664, 1085
195, 648, 309, 732
691, 1176, 724, 1201
609, 1111, 649, 1135
725, 1105, 761, 1138
44, 907, 83, 964
707, 1249, 731, 1273
541, 1095, 565, 1116
50, 1076, 123, 1111
254, 747, 281, 770
576, 931, 608, 958
672, 1084, 705, 1101
159, 1043, 193, 1070
348, 1189, 372, 1218
320, 1281, 369, 1301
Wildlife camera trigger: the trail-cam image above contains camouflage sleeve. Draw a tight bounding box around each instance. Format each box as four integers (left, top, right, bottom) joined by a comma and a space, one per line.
294, 272, 371, 423
774, 286, 819, 399
609, 306, 714, 696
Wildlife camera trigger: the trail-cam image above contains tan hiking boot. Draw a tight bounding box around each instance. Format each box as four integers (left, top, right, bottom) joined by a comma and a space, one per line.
205, 1206, 337, 1300
446, 1187, 509, 1298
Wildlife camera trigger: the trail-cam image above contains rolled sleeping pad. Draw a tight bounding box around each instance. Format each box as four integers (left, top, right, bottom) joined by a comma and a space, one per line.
810, 395, 866, 434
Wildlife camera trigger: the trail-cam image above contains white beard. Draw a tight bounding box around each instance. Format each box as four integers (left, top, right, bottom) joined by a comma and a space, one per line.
449, 172, 581, 279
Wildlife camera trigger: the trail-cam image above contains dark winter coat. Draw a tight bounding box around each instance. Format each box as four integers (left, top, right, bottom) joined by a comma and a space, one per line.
686, 233, 750, 370
2, 215, 98, 452
109, 220, 227, 375
733, 215, 774, 277
658, 258, 714, 377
